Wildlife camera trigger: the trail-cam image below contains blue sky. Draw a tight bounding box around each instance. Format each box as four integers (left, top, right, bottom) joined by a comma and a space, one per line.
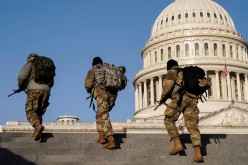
0, 0, 247, 125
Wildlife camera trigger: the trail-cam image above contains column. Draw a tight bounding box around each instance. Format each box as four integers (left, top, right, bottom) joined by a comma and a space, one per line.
215, 70, 221, 99
245, 74, 248, 101
135, 85, 139, 111
138, 83, 142, 109
221, 76, 228, 99
236, 73, 241, 101
144, 80, 148, 107
150, 78, 155, 106
227, 72, 232, 104
231, 77, 236, 101
158, 76, 163, 99
205, 70, 209, 98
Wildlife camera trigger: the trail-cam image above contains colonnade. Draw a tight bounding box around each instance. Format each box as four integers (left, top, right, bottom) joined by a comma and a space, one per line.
134, 70, 248, 112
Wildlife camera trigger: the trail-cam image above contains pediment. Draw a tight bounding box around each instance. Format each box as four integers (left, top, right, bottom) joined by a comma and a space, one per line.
199, 105, 248, 127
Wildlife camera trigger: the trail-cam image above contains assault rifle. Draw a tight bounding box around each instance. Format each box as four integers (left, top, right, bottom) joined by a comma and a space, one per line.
8, 88, 26, 97
154, 101, 168, 111
86, 87, 97, 113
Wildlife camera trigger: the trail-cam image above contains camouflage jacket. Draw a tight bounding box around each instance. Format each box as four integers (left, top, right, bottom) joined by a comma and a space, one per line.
160, 65, 181, 102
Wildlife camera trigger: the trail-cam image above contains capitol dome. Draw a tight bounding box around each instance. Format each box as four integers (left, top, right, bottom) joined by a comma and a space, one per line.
133, 0, 248, 121
151, 0, 237, 38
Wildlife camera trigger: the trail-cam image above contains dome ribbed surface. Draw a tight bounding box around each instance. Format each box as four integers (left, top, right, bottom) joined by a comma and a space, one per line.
151, 0, 236, 37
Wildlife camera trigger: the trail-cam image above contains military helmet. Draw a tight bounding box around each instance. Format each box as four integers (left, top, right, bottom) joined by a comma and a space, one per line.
92, 57, 103, 66
167, 59, 178, 70
27, 53, 39, 62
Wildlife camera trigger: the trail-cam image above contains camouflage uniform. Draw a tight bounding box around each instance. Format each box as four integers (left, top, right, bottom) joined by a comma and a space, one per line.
160, 65, 201, 147
18, 54, 51, 135
164, 92, 201, 147
25, 90, 50, 126
85, 64, 117, 136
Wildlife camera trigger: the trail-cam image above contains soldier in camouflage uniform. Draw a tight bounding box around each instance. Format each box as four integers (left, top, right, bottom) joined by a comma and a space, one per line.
84, 57, 117, 150
159, 59, 203, 163
18, 53, 52, 141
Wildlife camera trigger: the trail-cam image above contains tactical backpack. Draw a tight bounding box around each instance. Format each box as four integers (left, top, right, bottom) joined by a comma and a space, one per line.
174, 66, 212, 97
32, 56, 56, 87
93, 63, 127, 91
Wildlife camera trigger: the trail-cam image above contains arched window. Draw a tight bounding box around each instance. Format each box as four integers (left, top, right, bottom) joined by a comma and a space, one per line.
161, 49, 164, 61
236, 46, 239, 59
150, 53, 152, 64
178, 14, 181, 19
195, 43, 199, 56
193, 12, 196, 17
207, 12, 210, 17
168, 47, 171, 59
171, 16, 174, 21
214, 43, 218, 56
200, 12, 203, 17
185, 44, 190, 57
222, 44, 226, 57
204, 43, 209, 56
214, 13, 217, 18
230, 46, 233, 58
166, 17, 168, 23
185, 13, 188, 18
155, 51, 157, 63
176, 45, 180, 58
220, 15, 223, 20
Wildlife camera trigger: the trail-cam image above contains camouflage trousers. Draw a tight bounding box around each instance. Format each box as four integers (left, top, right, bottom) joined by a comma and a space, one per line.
164, 93, 201, 147
95, 93, 116, 137
25, 89, 50, 127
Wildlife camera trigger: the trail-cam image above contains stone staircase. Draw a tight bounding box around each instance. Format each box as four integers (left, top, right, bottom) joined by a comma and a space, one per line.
0, 133, 248, 165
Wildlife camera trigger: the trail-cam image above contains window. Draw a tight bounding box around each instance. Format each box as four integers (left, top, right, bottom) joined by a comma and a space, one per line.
185, 13, 188, 18
171, 16, 174, 21
185, 44, 189, 57
236, 46, 239, 59
155, 51, 157, 63
214, 13, 217, 18
225, 16, 228, 21
168, 47, 171, 59
204, 43, 209, 56
193, 12, 196, 17
230, 46, 233, 58
207, 12, 210, 17
214, 43, 218, 56
222, 44, 226, 57
200, 12, 203, 17
166, 17, 168, 23
161, 20, 163, 25
150, 54, 152, 64
220, 15, 223, 20
161, 49, 164, 61
176, 45, 180, 58
178, 14, 181, 19
195, 43, 199, 56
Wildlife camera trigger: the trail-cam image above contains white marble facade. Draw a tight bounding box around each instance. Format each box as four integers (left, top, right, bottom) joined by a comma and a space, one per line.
1, 0, 248, 134
133, 0, 248, 123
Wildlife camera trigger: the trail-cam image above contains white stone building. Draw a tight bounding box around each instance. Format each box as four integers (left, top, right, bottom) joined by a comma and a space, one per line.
1, 0, 248, 134
133, 0, 248, 124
